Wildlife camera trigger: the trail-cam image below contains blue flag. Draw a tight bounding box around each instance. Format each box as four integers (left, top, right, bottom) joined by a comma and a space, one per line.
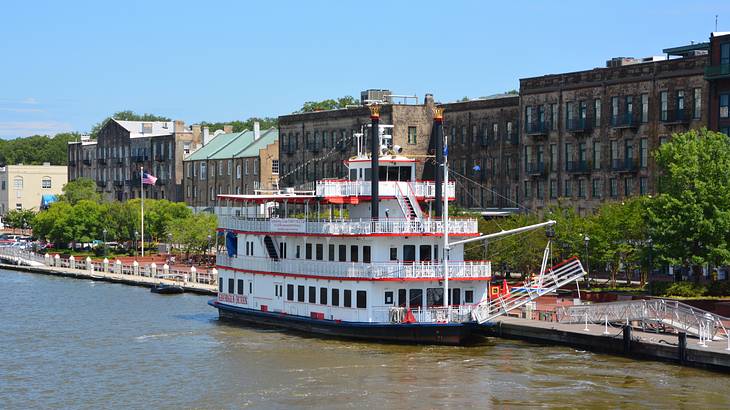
443, 145, 448, 157
473, 165, 481, 172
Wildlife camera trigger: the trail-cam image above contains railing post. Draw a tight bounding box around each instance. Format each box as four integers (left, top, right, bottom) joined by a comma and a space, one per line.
54, 254, 61, 267
163, 263, 170, 276
102, 257, 109, 273
150, 262, 157, 277
190, 266, 197, 283
115, 259, 122, 274
69, 255, 76, 269
211, 267, 218, 285
44, 253, 51, 266
86, 256, 93, 272
132, 260, 139, 276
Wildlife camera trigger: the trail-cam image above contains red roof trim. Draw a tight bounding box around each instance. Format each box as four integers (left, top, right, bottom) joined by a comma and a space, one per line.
216, 228, 479, 238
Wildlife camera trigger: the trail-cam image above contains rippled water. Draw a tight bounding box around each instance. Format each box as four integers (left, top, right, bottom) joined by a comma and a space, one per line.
1, 269, 728, 409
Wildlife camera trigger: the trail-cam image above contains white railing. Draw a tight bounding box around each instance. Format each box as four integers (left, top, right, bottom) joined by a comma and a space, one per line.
315, 180, 456, 199
371, 305, 476, 324
404, 182, 424, 219
218, 216, 479, 235
217, 254, 491, 280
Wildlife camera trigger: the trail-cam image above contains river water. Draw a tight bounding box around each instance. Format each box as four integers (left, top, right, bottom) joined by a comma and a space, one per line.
1, 269, 728, 409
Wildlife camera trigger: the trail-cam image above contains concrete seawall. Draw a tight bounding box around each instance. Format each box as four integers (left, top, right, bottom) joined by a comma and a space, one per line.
482, 316, 730, 373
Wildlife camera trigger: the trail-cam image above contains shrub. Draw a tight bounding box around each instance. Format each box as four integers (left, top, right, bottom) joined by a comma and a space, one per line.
663, 282, 708, 297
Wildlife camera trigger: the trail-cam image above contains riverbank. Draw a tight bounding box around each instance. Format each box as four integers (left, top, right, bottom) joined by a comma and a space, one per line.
483, 315, 730, 373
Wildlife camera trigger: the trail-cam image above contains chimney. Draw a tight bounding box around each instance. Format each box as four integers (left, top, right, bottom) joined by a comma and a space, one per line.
203, 127, 210, 145
424, 93, 434, 105
174, 120, 185, 133
254, 121, 261, 140
223, 124, 233, 133
191, 124, 202, 146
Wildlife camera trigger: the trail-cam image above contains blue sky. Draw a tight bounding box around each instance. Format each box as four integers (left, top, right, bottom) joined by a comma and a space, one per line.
1, 0, 728, 138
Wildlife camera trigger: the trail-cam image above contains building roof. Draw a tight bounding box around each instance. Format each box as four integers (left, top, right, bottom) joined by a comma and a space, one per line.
113, 119, 175, 138
184, 128, 278, 161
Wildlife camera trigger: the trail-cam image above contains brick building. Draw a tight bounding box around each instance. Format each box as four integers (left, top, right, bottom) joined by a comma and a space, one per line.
707, 32, 730, 136
67, 119, 200, 202
183, 125, 279, 211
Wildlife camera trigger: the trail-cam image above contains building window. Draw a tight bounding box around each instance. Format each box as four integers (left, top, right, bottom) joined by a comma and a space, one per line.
721, 93, 729, 119
41, 177, 51, 189
578, 179, 586, 198
253, 159, 259, 176
592, 178, 602, 198
550, 144, 557, 172
641, 94, 649, 123
676, 90, 685, 115
183, 142, 191, 155
624, 177, 633, 196
564, 179, 572, 197
564, 143, 573, 171
407, 126, 417, 144
551, 103, 558, 130
611, 96, 619, 124
523, 180, 531, 199
640, 177, 648, 195
218, 161, 223, 176
200, 162, 206, 180
13, 177, 23, 189
639, 138, 648, 168
660, 91, 668, 121
236, 164, 241, 179
693, 88, 702, 119
244, 159, 249, 175
549, 179, 557, 199
227, 160, 232, 175
272, 160, 279, 175
537, 180, 544, 199
610, 178, 618, 198
15, 203, 22, 210
594, 99, 601, 127
592, 141, 601, 170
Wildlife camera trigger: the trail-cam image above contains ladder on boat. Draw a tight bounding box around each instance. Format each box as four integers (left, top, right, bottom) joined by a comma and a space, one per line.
557, 298, 730, 341
395, 182, 422, 220
471, 257, 587, 324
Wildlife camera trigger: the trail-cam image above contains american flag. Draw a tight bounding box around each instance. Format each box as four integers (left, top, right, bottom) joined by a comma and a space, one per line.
142, 172, 158, 185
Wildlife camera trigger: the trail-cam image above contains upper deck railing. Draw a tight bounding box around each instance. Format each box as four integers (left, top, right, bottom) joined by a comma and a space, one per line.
217, 254, 491, 280
315, 180, 456, 199
218, 216, 479, 235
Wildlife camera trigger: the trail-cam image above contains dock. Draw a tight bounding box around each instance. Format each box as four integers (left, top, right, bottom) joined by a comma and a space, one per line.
483, 315, 730, 373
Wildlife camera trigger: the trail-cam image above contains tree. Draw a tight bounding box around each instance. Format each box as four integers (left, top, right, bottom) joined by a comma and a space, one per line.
168, 213, 217, 256
296, 96, 358, 113
90, 111, 171, 138
4, 209, 35, 231
0, 133, 78, 166
647, 128, 730, 282
199, 117, 278, 134
144, 199, 192, 242
59, 178, 101, 205
32, 201, 73, 246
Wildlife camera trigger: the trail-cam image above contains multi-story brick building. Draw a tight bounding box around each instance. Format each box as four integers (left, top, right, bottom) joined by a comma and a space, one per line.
183, 125, 279, 211
67, 119, 200, 202
518, 52, 708, 214
707, 32, 730, 136
278, 92, 437, 188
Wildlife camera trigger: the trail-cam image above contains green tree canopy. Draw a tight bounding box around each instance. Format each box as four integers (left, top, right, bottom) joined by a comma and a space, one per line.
0, 133, 78, 166
296, 96, 358, 113
647, 128, 730, 280
59, 177, 101, 205
4, 209, 35, 229
168, 212, 217, 255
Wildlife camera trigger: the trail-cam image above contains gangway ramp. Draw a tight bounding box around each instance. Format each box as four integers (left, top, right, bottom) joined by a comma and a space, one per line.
558, 299, 730, 341
472, 258, 587, 324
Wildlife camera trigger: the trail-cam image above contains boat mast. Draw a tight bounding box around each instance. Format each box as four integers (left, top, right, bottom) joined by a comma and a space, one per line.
441, 108, 450, 308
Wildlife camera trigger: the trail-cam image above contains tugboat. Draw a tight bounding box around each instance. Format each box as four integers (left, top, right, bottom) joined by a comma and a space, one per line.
208, 106, 586, 344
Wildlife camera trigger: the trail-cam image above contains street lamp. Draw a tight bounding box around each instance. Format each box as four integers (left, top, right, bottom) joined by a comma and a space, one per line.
167, 233, 173, 255
103, 228, 108, 257
583, 234, 590, 288
647, 237, 653, 279
207, 234, 212, 255
134, 231, 139, 257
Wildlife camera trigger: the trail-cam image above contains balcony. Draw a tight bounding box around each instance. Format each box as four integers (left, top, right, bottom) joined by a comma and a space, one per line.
219, 215, 478, 236
611, 159, 638, 173
526, 121, 551, 136
566, 160, 590, 173
315, 180, 456, 200
217, 254, 491, 281
113, 180, 124, 187
527, 162, 546, 176
705, 64, 730, 80
611, 113, 639, 129
97, 158, 107, 165
661, 109, 690, 125
567, 117, 593, 133
116, 158, 124, 165
96, 180, 107, 188
83, 159, 92, 166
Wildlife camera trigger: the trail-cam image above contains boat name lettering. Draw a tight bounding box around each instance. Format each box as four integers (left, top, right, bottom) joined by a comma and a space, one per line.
218, 293, 248, 304
270, 218, 306, 233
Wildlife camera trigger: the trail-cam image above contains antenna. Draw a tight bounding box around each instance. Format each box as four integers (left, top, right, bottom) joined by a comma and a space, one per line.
716, 15, 719, 32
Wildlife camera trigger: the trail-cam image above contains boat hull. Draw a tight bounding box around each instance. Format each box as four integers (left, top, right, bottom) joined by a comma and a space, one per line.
209, 300, 481, 345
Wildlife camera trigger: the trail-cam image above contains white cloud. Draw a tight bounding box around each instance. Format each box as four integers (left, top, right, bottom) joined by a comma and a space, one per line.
0, 121, 74, 137
0, 107, 45, 113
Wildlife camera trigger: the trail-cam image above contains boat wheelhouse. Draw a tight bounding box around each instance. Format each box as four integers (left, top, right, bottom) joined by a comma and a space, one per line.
209, 107, 586, 344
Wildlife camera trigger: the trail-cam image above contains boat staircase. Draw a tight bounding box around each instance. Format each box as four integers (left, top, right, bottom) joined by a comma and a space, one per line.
471, 257, 587, 324
263, 235, 279, 261
557, 299, 730, 341
395, 182, 422, 220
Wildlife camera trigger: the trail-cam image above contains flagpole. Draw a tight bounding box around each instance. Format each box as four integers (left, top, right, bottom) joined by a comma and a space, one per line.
141, 166, 145, 258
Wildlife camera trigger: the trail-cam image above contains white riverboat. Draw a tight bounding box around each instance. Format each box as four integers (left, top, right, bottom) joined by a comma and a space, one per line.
209, 108, 586, 344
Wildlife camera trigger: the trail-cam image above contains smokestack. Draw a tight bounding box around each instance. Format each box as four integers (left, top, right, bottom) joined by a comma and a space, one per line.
369, 105, 380, 220
434, 107, 444, 217
203, 127, 210, 145
254, 121, 261, 140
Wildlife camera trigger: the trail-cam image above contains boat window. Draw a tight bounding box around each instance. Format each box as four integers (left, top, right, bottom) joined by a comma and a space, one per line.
427, 288, 444, 307
464, 290, 474, 304
397, 289, 407, 307
309, 286, 316, 303
218, 278, 222, 292
316, 244, 323, 260
249, 282, 252, 294
297, 285, 305, 302
400, 166, 412, 181
363, 246, 371, 263
350, 245, 359, 262
332, 289, 340, 306
237, 279, 244, 295
390, 248, 398, 261
434, 245, 439, 262
328, 244, 335, 261
287, 284, 294, 301
338, 245, 347, 262
409, 289, 422, 308
228, 278, 234, 293
306, 243, 312, 260
320, 287, 328, 305
349, 168, 357, 180
419, 245, 431, 262
451, 288, 461, 305
296, 245, 301, 259
364, 168, 371, 181
403, 245, 416, 262
384, 291, 394, 305
344, 289, 352, 307
356, 291, 367, 308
